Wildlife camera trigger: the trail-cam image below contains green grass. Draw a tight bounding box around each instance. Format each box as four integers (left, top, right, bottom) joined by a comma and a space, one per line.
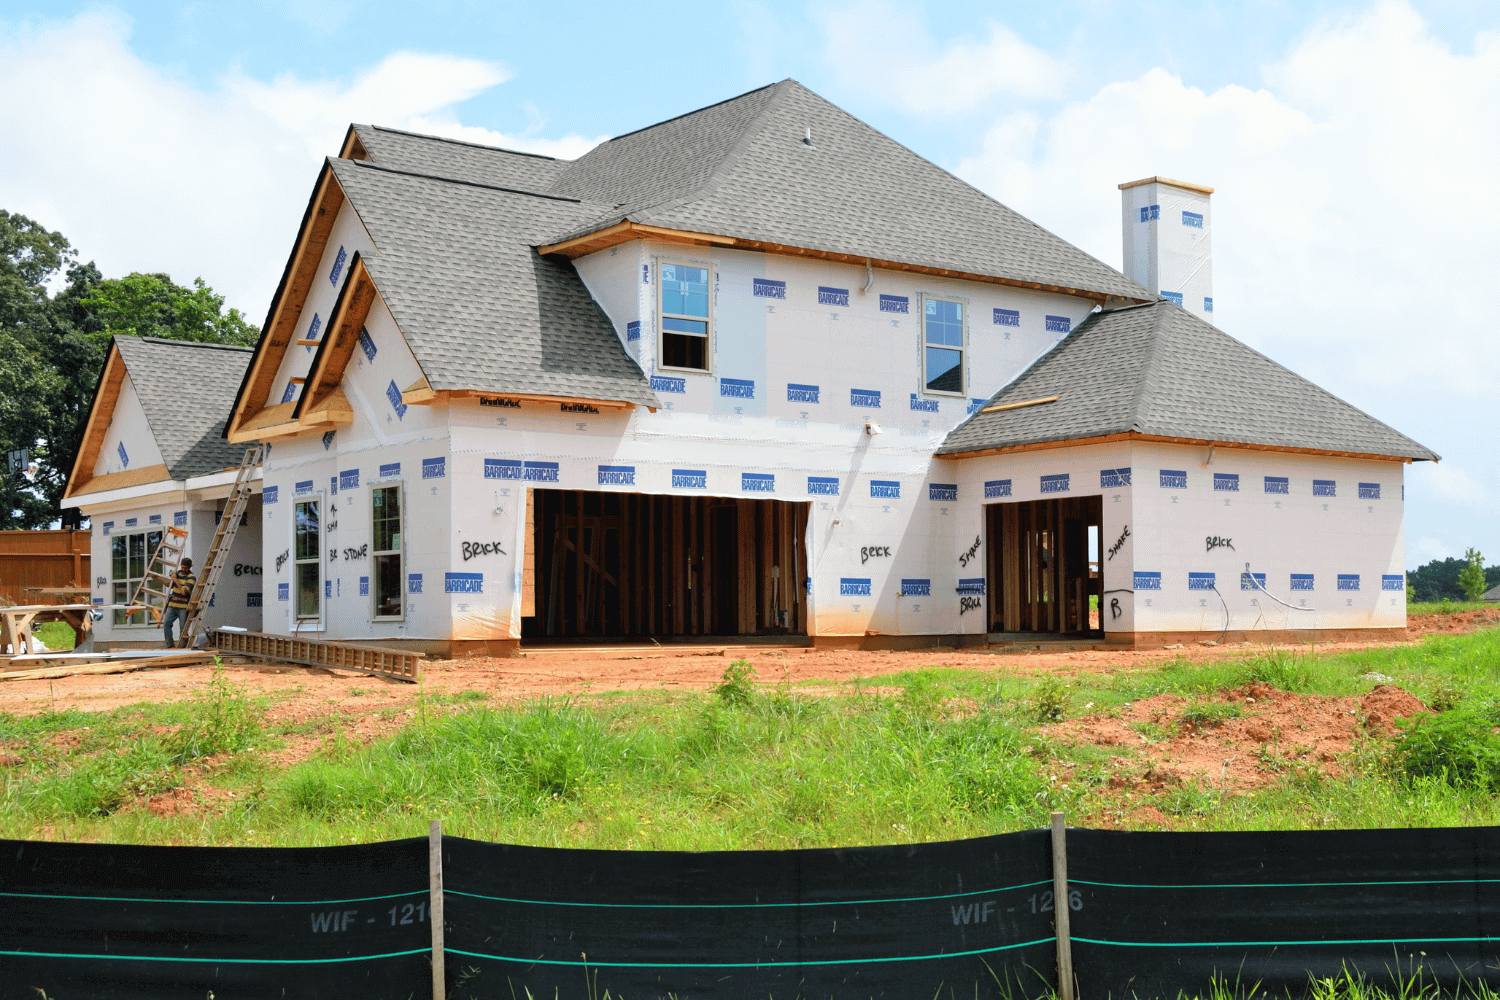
1, 627, 1498, 848
1409, 600, 1495, 615
32, 621, 77, 650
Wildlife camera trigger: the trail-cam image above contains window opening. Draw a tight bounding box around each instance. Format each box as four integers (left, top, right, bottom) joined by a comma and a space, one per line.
111, 528, 164, 626
923, 297, 965, 394
659, 262, 710, 371
294, 498, 321, 619
372, 485, 403, 619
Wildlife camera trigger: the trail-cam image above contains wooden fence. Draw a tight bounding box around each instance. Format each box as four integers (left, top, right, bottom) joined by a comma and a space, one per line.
0, 530, 90, 606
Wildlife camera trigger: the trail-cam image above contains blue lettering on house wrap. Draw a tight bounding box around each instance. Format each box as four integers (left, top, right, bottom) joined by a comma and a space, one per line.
753, 278, 786, 298
1359, 483, 1381, 500
445, 573, 483, 594
1241, 572, 1267, 591
379, 462, 400, 479
322, 430, 335, 450
1045, 315, 1071, 333
358, 327, 376, 361
1100, 468, 1132, 488
1382, 575, 1405, 591
277, 583, 289, 601
651, 375, 685, 394
125, 518, 137, 527
359, 576, 369, 596
879, 294, 909, 313
247, 592, 262, 608
422, 457, 446, 479
408, 573, 423, 594
1134, 571, 1162, 590
330, 476, 338, 495
673, 469, 707, 489
840, 578, 872, 596
1162, 291, 1184, 306
742, 473, 774, 493
984, 479, 1012, 499
386, 380, 407, 420
102, 521, 113, 535
1291, 574, 1315, 591
598, 465, 635, 486
295, 480, 313, 495
485, 459, 522, 480
263, 486, 278, 504
910, 394, 939, 412
1040, 473, 1070, 494
524, 462, 559, 482
1182, 211, 1204, 228
626, 321, 640, 341
281, 383, 297, 404
1265, 476, 1289, 494
324, 579, 331, 599
149, 514, 161, 525
787, 383, 820, 403
1214, 473, 1240, 492
329, 245, 347, 285
850, 388, 881, 408
901, 579, 931, 597
1313, 480, 1337, 497
818, 286, 850, 307
993, 308, 1020, 327
1188, 572, 1216, 591
967, 399, 986, 415
1337, 574, 1361, 591
720, 378, 755, 399
1204, 297, 1214, 313
807, 476, 839, 495
870, 479, 900, 499
1160, 470, 1187, 489
1140, 205, 1160, 221
339, 469, 359, 491
929, 483, 957, 501
117, 442, 129, 468
957, 578, 985, 594
174, 510, 187, 526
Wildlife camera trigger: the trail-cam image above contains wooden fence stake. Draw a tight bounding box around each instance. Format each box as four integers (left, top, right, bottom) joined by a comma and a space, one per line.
1051, 811, 1076, 1000
430, 818, 445, 1000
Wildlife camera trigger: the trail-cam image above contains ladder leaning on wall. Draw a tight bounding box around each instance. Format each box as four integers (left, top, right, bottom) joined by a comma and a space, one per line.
177, 444, 266, 649
122, 526, 190, 627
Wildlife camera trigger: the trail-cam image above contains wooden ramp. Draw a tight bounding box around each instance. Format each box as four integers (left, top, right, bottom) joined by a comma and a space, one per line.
213, 630, 421, 683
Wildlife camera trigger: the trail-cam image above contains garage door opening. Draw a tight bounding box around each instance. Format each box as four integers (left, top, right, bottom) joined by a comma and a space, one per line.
522, 490, 809, 640
985, 496, 1103, 635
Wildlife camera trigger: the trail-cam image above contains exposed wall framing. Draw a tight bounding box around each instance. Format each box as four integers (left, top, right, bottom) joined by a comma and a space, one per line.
986, 496, 1102, 635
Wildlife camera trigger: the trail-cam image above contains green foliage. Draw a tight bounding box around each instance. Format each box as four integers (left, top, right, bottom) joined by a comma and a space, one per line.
1179, 700, 1240, 730
1407, 555, 1500, 604
81, 272, 257, 346
1459, 548, 1488, 602
162, 667, 262, 764
1388, 708, 1500, 790
1030, 676, 1071, 722
711, 660, 757, 706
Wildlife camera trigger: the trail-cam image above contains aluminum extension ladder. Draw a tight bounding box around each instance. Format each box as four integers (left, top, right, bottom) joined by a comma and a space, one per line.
178, 444, 265, 649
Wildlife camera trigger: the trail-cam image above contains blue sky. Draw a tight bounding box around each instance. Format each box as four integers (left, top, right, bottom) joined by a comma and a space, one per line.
3, 0, 1497, 569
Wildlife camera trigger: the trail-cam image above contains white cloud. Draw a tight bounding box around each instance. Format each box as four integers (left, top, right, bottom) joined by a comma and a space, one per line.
822, 0, 1069, 113
0, 13, 599, 325
1409, 461, 1493, 512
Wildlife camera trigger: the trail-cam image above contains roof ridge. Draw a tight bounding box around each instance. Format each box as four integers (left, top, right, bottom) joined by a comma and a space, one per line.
344, 158, 592, 204
361, 123, 564, 161
604, 80, 783, 144
133, 335, 254, 353
1125, 302, 1171, 433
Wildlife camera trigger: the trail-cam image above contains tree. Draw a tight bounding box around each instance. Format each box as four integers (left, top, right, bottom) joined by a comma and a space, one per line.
1459, 548, 1487, 602
81, 272, 257, 346
1408, 555, 1500, 603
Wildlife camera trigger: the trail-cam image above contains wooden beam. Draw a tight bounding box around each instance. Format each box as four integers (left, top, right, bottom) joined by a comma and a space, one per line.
301, 388, 354, 427
982, 395, 1059, 413
538, 221, 1136, 306
68, 463, 171, 498
1118, 175, 1214, 195
937, 431, 1417, 464
451, 390, 633, 411
402, 375, 437, 405
298, 254, 377, 422
64, 344, 127, 500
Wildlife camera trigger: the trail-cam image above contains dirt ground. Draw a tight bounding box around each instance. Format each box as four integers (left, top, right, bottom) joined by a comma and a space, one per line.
2, 610, 1493, 804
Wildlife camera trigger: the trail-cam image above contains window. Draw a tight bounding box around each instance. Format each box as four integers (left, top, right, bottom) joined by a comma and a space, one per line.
111, 528, 163, 626
372, 485, 403, 619
922, 297, 965, 395
294, 498, 321, 619
659, 262, 711, 371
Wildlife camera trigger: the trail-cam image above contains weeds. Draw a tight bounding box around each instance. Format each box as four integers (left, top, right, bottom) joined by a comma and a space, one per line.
711, 660, 757, 707
1388, 709, 1500, 790
1031, 677, 1071, 722
1180, 701, 1240, 732
163, 666, 261, 764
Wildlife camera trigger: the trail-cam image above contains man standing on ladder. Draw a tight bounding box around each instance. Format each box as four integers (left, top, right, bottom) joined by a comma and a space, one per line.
163, 558, 196, 648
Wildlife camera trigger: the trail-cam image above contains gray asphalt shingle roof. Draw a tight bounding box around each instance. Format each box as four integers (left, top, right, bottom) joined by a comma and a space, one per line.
113, 336, 255, 478
328, 158, 658, 406
937, 300, 1439, 461
351, 125, 570, 192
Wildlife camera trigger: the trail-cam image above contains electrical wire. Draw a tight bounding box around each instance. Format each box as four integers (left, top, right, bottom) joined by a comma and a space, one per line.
1243, 562, 1315, 612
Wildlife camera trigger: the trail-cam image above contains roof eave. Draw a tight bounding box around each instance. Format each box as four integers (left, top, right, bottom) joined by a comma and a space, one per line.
937, 430, 1432, 463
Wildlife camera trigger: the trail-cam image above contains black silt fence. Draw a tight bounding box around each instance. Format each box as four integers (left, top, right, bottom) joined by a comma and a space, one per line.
3, 825, 1499, 999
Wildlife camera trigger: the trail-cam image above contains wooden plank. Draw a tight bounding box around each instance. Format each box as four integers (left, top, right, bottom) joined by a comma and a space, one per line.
68, 464, 172, 498
1002, 503, 1021, 633
299, 256, 378, 419
63, 346, 127, 500
670, 496, 685, 635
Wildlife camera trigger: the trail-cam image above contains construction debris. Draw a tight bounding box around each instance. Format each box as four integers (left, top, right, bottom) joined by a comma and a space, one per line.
214, 630, 421, 683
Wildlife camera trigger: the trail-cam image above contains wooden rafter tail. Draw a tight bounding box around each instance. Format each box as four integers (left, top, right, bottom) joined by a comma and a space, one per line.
296, 253, 377, 426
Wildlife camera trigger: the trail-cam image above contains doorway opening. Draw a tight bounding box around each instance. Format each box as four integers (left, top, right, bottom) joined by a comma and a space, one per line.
984, 496, 1103, 635
522, 490, 809, 640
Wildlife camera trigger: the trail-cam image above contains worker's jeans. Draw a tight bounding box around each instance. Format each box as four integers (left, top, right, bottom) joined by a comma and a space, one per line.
162, 606, 187, 648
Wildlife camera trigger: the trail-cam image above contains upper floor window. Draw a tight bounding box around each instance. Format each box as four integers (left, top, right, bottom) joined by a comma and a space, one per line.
659, 262, 711, 372
923, 297, 966, 395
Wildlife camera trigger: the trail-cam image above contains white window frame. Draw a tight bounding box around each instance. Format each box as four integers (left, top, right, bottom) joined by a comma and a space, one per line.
110, 526, 165, 628
293, 493, 323, 621
918, 292, 969, 398
656, 257, 714, 375
370, 481, 405, 622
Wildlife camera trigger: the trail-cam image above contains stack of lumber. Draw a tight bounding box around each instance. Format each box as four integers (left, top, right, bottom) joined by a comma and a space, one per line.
0, 649, 219, 682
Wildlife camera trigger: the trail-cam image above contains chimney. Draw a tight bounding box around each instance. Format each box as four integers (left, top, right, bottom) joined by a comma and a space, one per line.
1119, 176, 1214, 322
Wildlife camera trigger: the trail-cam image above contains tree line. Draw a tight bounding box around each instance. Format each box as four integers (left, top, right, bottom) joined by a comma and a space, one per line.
1408, 551, 1499, 603
1, 210, 258, 529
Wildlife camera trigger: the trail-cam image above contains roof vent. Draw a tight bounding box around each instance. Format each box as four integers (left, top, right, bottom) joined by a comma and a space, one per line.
802, 127, 816, 150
